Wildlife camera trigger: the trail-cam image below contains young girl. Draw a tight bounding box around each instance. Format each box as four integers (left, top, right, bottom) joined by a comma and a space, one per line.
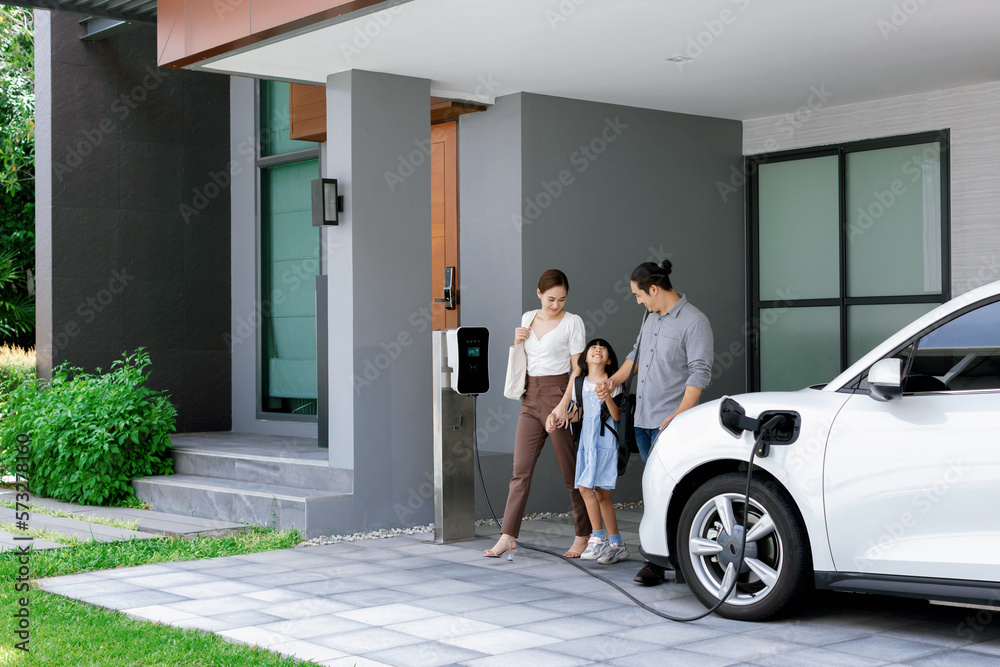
572, 338, 629, 564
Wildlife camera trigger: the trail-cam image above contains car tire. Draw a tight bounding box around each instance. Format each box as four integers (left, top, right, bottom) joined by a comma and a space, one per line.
676, 472, 811, 621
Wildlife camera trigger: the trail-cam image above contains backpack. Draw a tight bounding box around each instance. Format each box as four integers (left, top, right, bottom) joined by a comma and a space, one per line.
572, 375, 631, 477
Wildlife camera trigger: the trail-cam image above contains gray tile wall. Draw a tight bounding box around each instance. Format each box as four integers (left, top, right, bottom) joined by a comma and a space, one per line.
743, 81, 1000, 297
37, 12, 232, 431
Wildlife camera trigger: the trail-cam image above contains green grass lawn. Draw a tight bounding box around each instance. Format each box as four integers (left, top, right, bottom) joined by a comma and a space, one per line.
0, 528, 323, 666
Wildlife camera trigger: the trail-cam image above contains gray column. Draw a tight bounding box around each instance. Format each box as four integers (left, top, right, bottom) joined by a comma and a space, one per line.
323, 71, 433, 523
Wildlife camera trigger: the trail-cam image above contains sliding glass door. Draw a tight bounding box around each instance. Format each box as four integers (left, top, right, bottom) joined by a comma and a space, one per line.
748, 132, 950, 391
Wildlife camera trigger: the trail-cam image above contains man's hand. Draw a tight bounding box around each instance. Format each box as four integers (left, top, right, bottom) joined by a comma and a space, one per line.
594, 381, 609, 402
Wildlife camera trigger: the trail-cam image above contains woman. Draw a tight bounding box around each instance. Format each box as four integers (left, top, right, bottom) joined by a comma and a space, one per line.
484, 269, 591, 559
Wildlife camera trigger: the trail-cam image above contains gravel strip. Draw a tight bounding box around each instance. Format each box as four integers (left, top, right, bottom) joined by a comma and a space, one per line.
473, 500, 643, 527
298, 524, 434, 547
297, 501, 645, 546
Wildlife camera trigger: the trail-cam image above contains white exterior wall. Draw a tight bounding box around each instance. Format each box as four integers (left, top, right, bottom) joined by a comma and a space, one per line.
743, 81, 1000, 297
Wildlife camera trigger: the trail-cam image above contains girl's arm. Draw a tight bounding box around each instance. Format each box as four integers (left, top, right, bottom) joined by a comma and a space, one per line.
604, 392, 620, 422
546, 353, 582, 429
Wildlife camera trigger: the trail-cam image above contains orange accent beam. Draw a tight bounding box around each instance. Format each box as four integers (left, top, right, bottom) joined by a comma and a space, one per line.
290, 84, 328, 143
158, 0, 390, 70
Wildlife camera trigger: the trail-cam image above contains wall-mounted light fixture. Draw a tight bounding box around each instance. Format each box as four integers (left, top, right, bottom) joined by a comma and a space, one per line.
312, 178, 344, 226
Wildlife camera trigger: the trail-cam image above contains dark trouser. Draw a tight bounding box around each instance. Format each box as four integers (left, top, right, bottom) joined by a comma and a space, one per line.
501, 374, 591, 539
635, 426, 661, 464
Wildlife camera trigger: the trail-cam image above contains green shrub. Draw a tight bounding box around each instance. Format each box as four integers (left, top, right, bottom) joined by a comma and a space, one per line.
0, 343, 33, 398
0, 349, 176, 505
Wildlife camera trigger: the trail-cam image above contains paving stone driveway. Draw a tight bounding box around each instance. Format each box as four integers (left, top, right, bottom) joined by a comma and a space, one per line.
38, 511, 1000, 666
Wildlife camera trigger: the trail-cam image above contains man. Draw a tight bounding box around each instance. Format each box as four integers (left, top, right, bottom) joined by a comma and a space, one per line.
602, 259, 713, 586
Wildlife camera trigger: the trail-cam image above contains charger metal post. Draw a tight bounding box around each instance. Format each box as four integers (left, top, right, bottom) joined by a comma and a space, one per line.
432, 327, 489, 543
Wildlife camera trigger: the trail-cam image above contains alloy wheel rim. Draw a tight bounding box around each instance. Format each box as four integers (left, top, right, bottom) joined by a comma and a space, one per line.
687, 492, 782, 606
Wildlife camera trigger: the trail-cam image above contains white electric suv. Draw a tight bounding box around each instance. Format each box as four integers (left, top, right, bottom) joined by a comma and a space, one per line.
640, 279, 1000, 620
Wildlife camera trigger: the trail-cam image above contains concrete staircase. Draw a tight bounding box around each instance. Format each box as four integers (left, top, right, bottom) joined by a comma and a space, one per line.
132, 433, 352, 536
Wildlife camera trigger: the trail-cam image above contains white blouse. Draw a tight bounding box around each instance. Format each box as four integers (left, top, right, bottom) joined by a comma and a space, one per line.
520, 310, 586, 376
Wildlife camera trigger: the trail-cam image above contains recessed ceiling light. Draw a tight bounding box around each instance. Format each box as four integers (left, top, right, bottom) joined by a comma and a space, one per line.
666, 56, 691, 62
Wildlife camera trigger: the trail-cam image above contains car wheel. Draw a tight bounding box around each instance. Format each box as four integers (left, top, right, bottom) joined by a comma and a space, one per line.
676, 472, 810, 621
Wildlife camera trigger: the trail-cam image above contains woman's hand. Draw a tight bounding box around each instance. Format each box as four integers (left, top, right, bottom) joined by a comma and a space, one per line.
546, 409, 568, 431
513, 327, 530, 345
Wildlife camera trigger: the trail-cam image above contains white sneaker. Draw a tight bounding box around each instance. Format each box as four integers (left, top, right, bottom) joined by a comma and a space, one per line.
597, 543, 629, 564
580, 536, 609, 560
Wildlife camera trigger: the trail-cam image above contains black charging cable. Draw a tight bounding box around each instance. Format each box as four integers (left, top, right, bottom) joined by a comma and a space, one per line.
472, 394, 784, 623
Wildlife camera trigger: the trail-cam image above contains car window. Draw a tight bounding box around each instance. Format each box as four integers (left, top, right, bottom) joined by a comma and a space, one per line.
906, 299, 1000, 392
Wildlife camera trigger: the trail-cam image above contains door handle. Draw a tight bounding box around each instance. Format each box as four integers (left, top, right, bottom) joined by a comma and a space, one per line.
434, 266, 458, 310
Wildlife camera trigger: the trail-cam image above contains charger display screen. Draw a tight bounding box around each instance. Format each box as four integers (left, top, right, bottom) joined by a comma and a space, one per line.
466, 347, 480, 358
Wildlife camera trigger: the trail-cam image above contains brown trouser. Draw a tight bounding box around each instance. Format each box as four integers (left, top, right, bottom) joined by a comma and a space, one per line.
501, 374, 591, 538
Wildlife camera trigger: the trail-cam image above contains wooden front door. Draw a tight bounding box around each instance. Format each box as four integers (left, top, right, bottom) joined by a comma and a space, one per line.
431, 121, 459, 330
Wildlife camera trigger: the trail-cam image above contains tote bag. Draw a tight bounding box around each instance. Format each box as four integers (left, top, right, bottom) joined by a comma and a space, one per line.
504, 343, 527, 400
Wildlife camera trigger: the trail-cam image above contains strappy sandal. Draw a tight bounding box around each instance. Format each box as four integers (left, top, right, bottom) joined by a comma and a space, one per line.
483, 536, 517, 561
562, 535, 589, 558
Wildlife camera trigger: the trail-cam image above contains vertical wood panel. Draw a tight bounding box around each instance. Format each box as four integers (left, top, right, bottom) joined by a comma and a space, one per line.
431, 122, 459, 330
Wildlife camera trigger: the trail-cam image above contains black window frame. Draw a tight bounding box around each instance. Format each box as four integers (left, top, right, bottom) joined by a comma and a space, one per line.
255, 81, 322, 421
746, 130, 951, 392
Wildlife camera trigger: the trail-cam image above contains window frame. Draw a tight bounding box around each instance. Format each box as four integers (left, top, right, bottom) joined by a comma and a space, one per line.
254, 81, 322, 422
746, 130, 952, 392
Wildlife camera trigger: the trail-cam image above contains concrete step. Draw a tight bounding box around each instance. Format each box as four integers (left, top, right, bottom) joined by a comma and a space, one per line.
0, 507, 159, 543
170, 445, 353, 494
132, 475, 351, 534
0, 489, 250, 539
0, 531, 66, 552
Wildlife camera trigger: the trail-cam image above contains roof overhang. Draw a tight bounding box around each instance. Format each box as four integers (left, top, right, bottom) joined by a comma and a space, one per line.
6, 0, 156, 23
166, 0, 1000, 121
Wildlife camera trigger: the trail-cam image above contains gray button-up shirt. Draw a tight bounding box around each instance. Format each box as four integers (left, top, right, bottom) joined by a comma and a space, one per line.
626, 294, 714, 429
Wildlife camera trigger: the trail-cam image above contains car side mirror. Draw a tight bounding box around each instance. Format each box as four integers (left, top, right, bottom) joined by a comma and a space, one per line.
869, 358, 903, 402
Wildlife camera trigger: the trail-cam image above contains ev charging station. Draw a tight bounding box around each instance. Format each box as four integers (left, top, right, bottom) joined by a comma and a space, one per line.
432, 327, 489, 543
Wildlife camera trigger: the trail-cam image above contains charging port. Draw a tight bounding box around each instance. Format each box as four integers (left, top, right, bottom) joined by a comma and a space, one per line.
754, 411, 801, 457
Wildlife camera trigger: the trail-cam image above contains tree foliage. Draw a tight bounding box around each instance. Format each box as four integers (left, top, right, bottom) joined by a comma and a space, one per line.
0, 6, 34, 343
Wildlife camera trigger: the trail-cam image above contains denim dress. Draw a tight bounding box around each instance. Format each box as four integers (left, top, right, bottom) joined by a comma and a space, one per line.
574, 378, 619, 490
